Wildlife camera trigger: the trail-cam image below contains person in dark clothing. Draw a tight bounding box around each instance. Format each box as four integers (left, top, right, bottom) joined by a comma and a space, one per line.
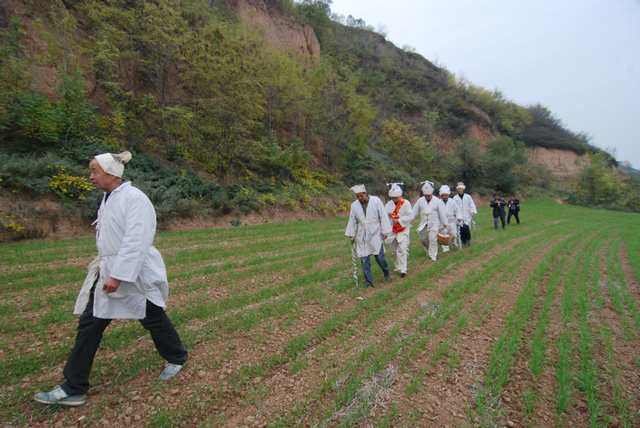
507, 196, 521, 224
490, 193, 507, 230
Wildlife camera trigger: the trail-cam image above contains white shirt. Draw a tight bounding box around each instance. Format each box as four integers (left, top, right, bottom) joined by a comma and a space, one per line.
345, 196, 392, 258
452, 193, 478, 225
412, 195, 448, 232
74, 182, 169, 319
441, 197, 462, 224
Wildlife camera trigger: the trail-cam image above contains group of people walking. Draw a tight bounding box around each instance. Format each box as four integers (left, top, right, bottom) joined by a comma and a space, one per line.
345, 181, 478, 287
32, 150, 522, 409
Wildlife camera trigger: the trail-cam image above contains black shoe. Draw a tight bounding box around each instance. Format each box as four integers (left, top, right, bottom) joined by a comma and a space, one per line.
366, 281, 375, 288
400, 273, 406, 278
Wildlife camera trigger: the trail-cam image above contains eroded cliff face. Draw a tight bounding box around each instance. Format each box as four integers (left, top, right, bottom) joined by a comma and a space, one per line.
226, 0, 320, 62
528, 147, 590, 178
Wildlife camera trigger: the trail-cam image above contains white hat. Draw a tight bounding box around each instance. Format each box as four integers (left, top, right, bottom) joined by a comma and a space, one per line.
350, 184, 367, 194
388, 183, 403, 197
94, 151, 132, 178
439, 185, 451, 195
456, 182, 466, 190
421, 180, 434, 196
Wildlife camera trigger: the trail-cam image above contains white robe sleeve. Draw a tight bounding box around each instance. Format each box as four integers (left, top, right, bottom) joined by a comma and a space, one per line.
455, 200, 463, 221
468, 195, 478, 216
345, 205, 357, 238
411, 199, 422, 223
399, 201, 413, 227
109, 195, 155, 283
378, 199, 392, 235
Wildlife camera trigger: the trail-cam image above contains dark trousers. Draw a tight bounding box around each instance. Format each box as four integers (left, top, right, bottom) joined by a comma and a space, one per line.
61, 285, 187, 395
361, 245, 389, 286
493, 215, 506, 229
508, 211, 520, 224
460, 224, 471, 246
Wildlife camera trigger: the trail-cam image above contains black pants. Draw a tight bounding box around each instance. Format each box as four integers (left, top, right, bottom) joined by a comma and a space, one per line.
508, 211, 520, 224
61, 285, 187, 395
460, 224, 471, 246
493, 215, 506, 229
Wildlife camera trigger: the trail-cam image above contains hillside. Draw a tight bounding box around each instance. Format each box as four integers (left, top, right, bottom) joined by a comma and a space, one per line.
0, 0, 628, 240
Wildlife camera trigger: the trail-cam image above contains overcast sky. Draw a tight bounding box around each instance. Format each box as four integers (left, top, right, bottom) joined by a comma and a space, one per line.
331, 0, 640, 168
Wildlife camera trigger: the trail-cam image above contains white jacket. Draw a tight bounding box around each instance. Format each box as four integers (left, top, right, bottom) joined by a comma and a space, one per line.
441, 197, 462, 224
345, 196, 392, 258
452, 193, 477, 225
412, 196, 448, 232
74, 182, 169, 319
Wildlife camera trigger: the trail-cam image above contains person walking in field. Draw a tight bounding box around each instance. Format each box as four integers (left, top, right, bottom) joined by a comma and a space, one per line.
452, 182, 477, 247
384, 183, 412, 278
345, 184, 392, 287
507, 195, 521, 224
490, 193, 507, 230
439, 185, 462, 253
412, 180, 448, 262
34, 151, 188, 407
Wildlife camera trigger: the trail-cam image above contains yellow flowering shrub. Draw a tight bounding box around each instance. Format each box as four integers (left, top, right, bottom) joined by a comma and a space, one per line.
48, 169, 94, 200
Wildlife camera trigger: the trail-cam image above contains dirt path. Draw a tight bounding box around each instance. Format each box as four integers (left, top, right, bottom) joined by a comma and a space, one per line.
380, 236, 568, 427
222, 231, 554, 426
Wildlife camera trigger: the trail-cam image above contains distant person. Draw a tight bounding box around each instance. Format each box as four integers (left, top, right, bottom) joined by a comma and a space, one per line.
384, 183, 412, 278
34, 151, 187, 407
508, 196, 521, 224
490, 193, 507, 230
452, 182, 477, 247
412, 180, 448, 261
439, 185, 462, 252
345, 184, 392, 287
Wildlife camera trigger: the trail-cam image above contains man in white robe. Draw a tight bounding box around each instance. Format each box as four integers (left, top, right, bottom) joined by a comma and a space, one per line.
384, 183, 412, 277
345, 184, 392, 287
439, 185, 462, 253
452, 182, 478, 247
34, 151, 187, 407
412, 180, 448, 261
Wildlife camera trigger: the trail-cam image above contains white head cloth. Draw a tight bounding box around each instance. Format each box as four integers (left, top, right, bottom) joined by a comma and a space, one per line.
388, 183, 403, 197
350, 184, 366, 194
456, 182, 466, 191
439, 185, 451, 195
94, 151, 132, 178
421, 180, 434, 196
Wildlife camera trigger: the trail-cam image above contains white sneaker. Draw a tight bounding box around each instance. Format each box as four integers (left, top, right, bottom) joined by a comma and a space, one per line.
159, 363, 184, 381
34, 385, 87, 406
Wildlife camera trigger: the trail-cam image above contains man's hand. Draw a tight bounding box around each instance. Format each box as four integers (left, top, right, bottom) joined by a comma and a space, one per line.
103, 277, 121, 293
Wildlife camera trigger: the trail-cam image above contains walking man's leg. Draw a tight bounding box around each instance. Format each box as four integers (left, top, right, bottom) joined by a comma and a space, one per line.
507, 211, 512, 224
139, 300, 188, 380
419, 229, 429, 256
493, 217, 499, 230
428, 229, 438, 261
374, 245, 390, 280
35, 285, 109, 406
361, 255, 374, 286
396, 237, 408, 276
